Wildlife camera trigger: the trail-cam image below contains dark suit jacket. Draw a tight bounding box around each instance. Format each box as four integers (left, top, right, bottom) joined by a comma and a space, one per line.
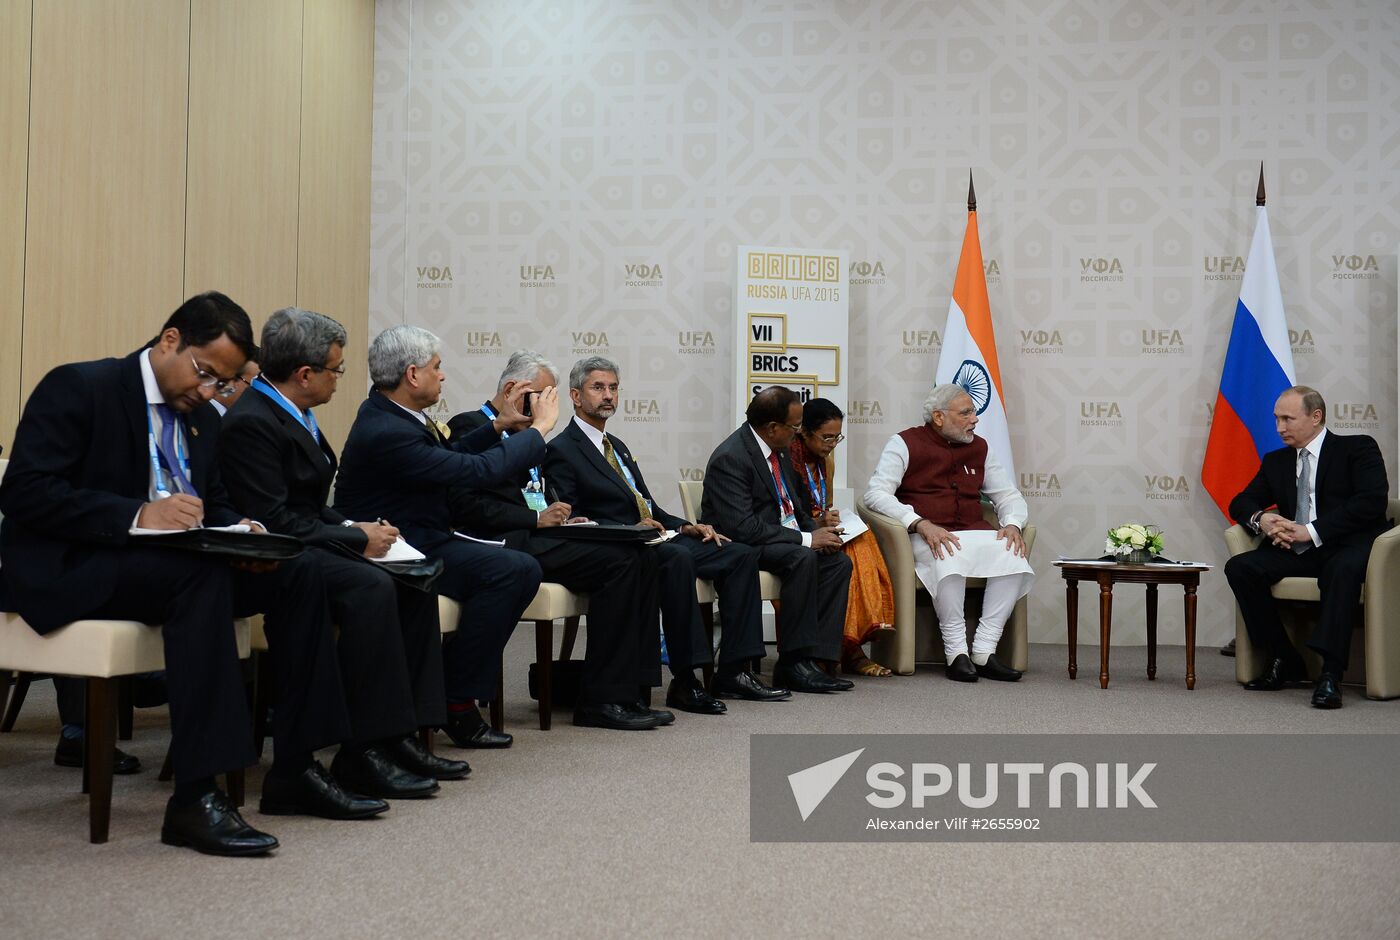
443, 406, 551, 549
542, 419, 687, 530
700, 424, 817, 546
0, 351, 242, 632
333, 392, 544, 553
1228, 431, 1390, 547
217, 383, 367, 552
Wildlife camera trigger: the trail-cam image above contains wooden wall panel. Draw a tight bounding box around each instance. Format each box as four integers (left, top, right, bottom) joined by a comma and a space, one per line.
297, 0, 375, 446
0, 0, 31, 452
22, 0, 189, 404
185, 0, 303, 336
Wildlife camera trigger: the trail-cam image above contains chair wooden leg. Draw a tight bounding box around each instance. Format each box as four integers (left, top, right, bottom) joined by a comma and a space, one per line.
489, 666, 504, 733
560, 616, 580, 661
0, 671, 11, 727
418, 727, 435, 755
536, 619, 553, 730
85, 677, 116, 844
117, 677, 134, 741
1, 671, 34, 731
226, 768, 245, 808
158, 745, 175, 782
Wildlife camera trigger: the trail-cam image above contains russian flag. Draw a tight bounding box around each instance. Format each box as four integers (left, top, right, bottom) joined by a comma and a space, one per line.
936, 178, 1015, 480
1201, 203, 1296, 520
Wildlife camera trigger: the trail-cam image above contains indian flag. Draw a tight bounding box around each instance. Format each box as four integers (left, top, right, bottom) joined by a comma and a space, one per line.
935, 176, 1015, 479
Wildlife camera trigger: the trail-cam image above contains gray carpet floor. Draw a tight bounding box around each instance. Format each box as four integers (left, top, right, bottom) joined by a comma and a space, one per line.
2, 638, 1397, 939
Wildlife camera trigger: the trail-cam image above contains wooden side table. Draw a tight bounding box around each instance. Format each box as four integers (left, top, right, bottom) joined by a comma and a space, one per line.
1052, 561, 1211, 690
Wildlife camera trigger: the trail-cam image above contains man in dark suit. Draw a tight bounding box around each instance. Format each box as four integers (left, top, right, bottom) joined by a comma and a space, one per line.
0, 292, 378, 856
446, 351, 671, 731
700, 386, 853, 694
544, 356, 787, 714
334, 326, 555, 750
1225, 385, 1391, 709
219, 308, 465, 796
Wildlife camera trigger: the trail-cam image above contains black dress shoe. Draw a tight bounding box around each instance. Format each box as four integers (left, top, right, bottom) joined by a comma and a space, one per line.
573, 702, 661, 730
54, 735, 141, 775
1311, 673, 1343, 709
385, 735, 471, 781
946, 654, 979, 682
665, 678, 727, 714
1220, 638, 1236, 657
259, 760, 389, 819
330, 746, 440, 799
440, 707, 513, 749
629, 702, 675, 725
974, 654, 1023, 682
1243, 656, 1308, 691
774, 659, 845, 693
712, 670, 791, 702
161, 790, 279, 856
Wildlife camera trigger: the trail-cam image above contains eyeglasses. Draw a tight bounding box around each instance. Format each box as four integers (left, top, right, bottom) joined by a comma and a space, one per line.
585, 383, 619, 394
781, 422, 803, 433
816, 433, 846, 445
215, 375, 251, 399
190, 353, 241, 394
307, 363, 346, 377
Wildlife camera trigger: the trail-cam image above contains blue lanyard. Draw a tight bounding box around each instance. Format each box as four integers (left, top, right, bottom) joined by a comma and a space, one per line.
802, 462, 826, 515
481, 403, 540, 486
252, 376, 320, 443
145, 405, 191, 498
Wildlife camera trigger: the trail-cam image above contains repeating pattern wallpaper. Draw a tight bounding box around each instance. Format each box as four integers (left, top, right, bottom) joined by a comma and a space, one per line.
371, 0, 1400, 645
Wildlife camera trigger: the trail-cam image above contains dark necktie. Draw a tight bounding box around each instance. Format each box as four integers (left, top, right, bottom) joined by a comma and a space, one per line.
154, 403, 197, 496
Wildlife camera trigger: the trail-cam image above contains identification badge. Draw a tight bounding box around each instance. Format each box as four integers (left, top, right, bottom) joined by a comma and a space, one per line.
780, 510, 799, 530
523, 488, 547, 512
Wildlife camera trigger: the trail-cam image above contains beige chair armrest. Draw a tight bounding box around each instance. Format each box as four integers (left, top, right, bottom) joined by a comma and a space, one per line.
677, 481, 702, 525
1224, 523, 1261, 557
856, 504, 918, 675
1364, 524, 1400, 699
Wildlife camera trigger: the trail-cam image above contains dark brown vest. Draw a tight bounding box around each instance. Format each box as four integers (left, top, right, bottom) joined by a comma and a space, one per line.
894, 424, 993, 530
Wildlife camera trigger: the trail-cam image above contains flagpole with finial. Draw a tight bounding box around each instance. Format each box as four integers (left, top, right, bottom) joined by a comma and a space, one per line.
1256, 162, 1266, 207
968, 168, 976, 213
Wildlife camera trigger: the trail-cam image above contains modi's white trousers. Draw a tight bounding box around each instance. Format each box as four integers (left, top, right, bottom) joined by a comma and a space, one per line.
910, 529, 1035, 660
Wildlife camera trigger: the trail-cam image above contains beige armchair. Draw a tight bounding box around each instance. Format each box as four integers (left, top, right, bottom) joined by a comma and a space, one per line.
1224, 498, 1400, 700
855, 502, 1034, 676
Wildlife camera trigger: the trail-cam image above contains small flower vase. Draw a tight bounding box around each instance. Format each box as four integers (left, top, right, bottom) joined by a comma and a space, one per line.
1119, 548, 1152, 565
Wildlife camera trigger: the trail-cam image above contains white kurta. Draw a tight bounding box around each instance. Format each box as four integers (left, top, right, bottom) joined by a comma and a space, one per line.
863, 433, 1035, 599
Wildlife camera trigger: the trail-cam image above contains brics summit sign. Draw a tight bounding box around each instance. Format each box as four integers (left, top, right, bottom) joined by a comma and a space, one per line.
735, 246, 850, 485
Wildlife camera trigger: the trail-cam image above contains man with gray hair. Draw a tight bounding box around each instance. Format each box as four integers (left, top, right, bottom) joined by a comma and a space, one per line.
446, 351, 672, 731
545, 357, 780, 714
221, 308, 468, 810
335, 327, 557, 748
864, 382, 1033, 682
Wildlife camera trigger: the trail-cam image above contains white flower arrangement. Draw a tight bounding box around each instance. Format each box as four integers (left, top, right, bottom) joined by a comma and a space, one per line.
1105, 523, 1164, 558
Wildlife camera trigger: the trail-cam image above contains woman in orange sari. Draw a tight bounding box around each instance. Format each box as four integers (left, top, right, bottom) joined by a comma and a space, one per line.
789, 398, 896, 677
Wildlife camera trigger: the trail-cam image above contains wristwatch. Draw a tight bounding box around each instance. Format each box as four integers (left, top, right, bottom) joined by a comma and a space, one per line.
907, 517, 923, 533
